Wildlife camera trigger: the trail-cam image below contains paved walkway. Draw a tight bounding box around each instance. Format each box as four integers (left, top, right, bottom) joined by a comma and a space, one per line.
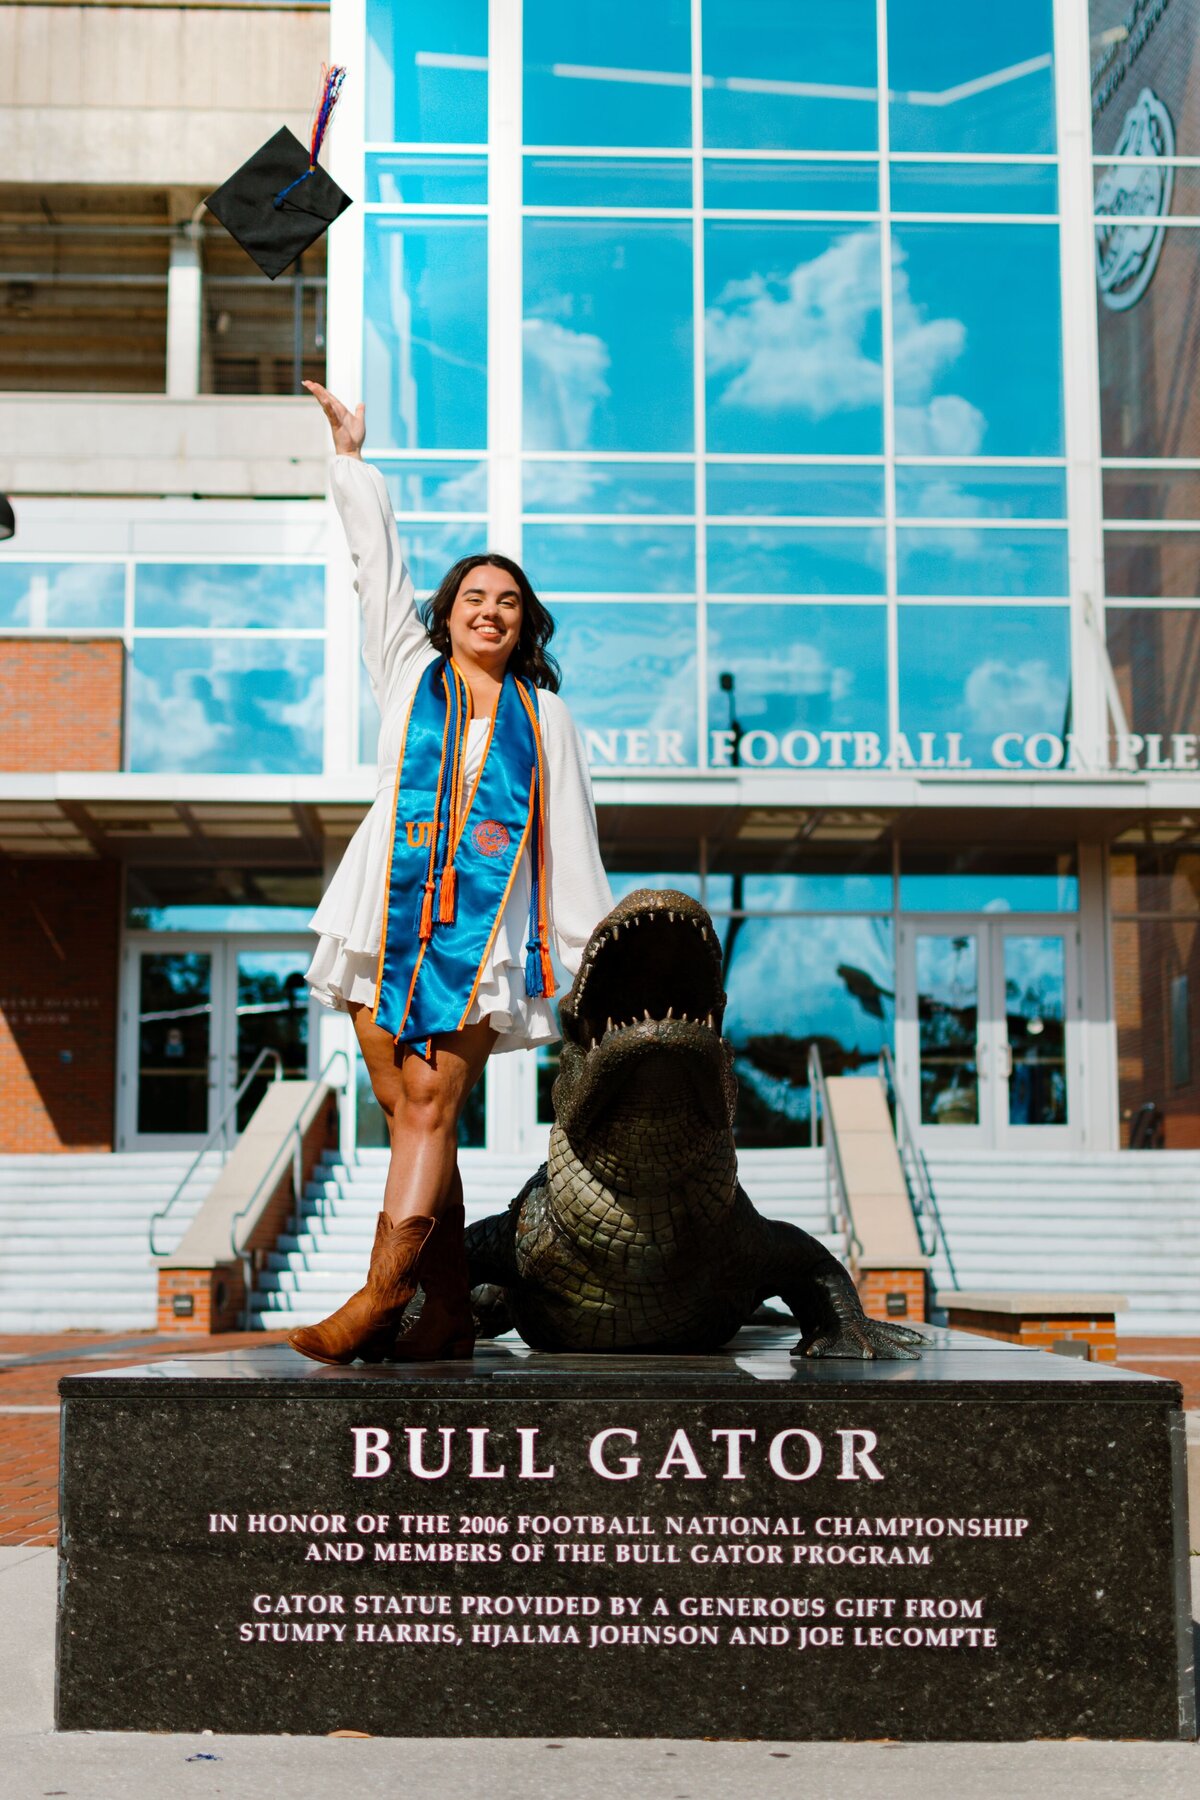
1, 1328, 1195, 1547
0, 1329, 288, 1545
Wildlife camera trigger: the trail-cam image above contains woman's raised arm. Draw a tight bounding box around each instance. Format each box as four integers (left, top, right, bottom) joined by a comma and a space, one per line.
305, 381, 432, 713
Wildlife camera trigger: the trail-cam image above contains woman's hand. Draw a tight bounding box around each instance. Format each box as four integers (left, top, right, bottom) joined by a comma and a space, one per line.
303, 380, 366, 458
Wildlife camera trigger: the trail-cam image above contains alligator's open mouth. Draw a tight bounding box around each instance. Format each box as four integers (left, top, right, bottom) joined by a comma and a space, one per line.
560, 888, 726, 1056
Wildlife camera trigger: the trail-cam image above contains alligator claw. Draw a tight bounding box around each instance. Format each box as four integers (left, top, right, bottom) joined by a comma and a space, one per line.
795, 1318, 924, 1361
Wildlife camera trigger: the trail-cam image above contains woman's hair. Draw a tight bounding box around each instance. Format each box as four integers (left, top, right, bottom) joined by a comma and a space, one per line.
421, 553, 561, 692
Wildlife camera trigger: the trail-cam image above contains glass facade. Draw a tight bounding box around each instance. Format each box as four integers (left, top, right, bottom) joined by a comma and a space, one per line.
355, 0, 1080, 776
12, 1, 1197, 793
3, 4, 1195, 792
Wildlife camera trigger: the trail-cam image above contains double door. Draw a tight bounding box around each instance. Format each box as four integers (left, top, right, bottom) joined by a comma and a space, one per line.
118, 937, 315, 1150
897, 919, 1080, 1150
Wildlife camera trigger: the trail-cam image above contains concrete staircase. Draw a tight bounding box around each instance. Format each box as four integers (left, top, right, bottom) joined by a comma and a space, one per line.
925, 1151, 1200, 1335
0, 1151, 225, 1333
2, 1143, 1196, 1338
249, 1147, 832, 1330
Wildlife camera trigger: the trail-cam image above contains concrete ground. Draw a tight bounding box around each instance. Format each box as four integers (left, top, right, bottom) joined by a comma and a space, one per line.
0, 1332, 1196, 1795
0, 1547, 1196, 1800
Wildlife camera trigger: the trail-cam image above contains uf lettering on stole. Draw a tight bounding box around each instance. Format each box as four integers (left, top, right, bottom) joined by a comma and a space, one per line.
404, 820, 435, 849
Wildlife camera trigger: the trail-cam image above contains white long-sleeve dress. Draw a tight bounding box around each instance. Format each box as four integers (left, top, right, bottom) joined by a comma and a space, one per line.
304, 457, 613, 1051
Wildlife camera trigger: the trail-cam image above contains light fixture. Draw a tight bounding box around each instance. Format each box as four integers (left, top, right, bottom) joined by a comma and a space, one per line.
0, 496, 13, 541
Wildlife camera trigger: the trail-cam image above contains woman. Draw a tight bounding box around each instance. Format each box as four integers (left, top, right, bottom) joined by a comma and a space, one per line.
290, 381, 612, 1366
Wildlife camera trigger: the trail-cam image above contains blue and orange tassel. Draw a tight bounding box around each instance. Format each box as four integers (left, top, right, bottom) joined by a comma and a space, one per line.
274, 64, 348, 209
516, 682, 556, 1002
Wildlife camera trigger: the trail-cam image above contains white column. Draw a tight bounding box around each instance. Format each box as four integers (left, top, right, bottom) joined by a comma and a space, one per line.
483, 0, 529, 1154
165, 224, 203, 398
325, 0, 367, 778
487, 0, 523, 559
1054, 0, 1109, 764
1078, 840, 1118, 1151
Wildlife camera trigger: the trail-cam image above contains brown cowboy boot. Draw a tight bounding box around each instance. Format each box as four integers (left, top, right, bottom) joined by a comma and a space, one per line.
287, 1211, 433, 1367
389, 1204, 476, 1361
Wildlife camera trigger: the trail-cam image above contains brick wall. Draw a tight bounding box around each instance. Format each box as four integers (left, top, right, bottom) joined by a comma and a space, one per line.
0, 857, 120, 1150
858, 1267, 927, 1325
0, 640, 123, 771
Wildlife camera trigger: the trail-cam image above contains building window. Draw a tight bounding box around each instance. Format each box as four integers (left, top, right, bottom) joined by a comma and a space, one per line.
0, 186, 169, 393
202, 235, 327, 397
0, 185, 326, 396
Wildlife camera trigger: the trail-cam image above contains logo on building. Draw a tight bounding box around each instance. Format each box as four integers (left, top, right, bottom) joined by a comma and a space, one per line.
1095, 87, 1175, 312
473, 819, 510, 857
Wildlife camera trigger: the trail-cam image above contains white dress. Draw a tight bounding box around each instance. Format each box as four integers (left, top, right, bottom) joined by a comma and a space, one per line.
304, 456, 613, 1052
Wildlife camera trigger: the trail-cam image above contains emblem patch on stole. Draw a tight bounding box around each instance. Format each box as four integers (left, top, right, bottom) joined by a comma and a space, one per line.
473, 819, 510, 857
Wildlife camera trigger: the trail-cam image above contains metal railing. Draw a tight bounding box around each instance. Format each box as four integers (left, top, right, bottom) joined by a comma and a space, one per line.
878, 1045, 960, 1290
1128, 1101, 1165, 1150
148, 1046, 283, 1257
807, 1043, 863, 1268
230, 1048, 352, 1330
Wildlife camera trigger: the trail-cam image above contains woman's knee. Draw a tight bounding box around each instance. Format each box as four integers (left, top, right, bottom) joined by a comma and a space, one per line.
394, 1083, 460, 1139
394, 1053, 466, 1137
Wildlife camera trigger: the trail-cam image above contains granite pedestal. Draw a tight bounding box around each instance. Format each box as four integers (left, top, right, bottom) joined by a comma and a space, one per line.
56, 1326, 1195, 1741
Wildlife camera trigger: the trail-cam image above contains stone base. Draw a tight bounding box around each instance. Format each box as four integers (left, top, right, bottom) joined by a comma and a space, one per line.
943, 1293, 1126, 1363
56, 1327, 1195, 1742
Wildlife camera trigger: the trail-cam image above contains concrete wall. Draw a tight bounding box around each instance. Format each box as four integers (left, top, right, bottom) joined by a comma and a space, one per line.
0, 4, 331, 187
0, 395, 328, 497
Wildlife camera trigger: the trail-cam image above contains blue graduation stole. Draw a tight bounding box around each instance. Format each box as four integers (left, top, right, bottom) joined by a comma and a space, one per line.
372, 659, 556, 1054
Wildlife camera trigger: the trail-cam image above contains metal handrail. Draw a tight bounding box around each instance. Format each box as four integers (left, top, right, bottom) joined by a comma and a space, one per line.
148, 1046, 284, 1257
878, 1045, 960, 1290
806, 1044, 863, 1267
230, 1048, 352, 1329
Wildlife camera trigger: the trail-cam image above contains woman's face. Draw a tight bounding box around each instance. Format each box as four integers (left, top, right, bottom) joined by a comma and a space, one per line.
448, 563, 523, 676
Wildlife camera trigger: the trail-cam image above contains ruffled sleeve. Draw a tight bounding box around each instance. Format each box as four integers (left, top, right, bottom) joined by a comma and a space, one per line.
329, 456, 433, 715
537, 688, 614, 977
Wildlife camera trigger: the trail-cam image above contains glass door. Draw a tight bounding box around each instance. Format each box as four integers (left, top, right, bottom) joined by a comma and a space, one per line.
994, 926, 1074, 1147
906, 928, 987, 1146
122, 940, 220, 1150
225, 944, 313, 1131
898, 920, 1079, 1151
120, 937, 317, 1149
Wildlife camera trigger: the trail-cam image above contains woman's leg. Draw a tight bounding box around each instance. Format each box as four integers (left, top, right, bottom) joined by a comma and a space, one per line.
286, 1012, 496, 1366
350, 1008, 496, 1223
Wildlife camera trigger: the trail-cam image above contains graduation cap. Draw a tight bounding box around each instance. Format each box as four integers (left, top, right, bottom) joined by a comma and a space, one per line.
205, 66, 351, 280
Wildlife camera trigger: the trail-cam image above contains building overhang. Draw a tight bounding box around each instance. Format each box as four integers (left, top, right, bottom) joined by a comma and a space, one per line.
1, 771, 1198, 862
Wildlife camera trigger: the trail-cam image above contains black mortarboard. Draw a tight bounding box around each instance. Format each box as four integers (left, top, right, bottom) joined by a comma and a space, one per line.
204, 69, 351, 280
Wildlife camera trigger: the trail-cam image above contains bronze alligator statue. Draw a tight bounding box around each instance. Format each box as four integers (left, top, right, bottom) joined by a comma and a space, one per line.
466, 889, 923, 1360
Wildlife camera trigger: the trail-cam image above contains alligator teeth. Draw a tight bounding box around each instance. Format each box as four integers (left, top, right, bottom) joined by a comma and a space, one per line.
706, 1011, 715, 1029
666, 1006, 674, 1019
612, 924, 620, 941
701, 926, 709, 941
606, 1016, 613, 1034
668, 910, 676, 923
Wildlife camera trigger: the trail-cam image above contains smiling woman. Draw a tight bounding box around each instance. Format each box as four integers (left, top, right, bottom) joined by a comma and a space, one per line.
290, 380, 612, 1368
